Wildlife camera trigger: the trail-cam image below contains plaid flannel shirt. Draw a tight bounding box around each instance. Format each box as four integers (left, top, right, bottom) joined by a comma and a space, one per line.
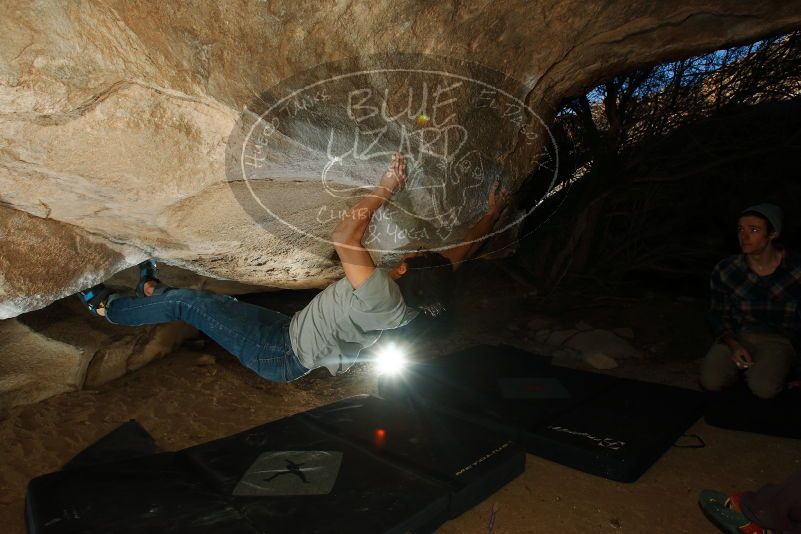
708, 251, 801, 344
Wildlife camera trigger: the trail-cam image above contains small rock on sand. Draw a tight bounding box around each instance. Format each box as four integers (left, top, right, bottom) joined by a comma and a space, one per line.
526, 316, 553, 331
612, 327, 634, 339
566, 329, 642, 359
583, 352, 619, 370
195, 355, 216, 366
546, 329, 579, 347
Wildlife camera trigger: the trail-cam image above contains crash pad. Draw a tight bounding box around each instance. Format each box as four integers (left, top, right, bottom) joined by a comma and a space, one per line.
26, 394, 524, 534
379, 344, 705, 482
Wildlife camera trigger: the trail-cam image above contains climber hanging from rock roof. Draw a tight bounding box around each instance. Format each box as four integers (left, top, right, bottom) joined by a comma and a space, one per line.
78, 152, 511, 382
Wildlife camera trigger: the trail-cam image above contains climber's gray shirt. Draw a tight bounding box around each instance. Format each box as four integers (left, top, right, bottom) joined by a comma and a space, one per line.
289, 268, 419, 375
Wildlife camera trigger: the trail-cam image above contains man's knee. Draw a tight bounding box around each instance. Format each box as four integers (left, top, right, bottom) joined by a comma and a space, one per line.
167, 288, 215, 308
167, 288, 202, 299
700, 344, 737, 392
699, 373, 729, 393
747, 375, 784, 399
744, 337, 794, 399
700, 370, 733, 392
153, 288, 208, 321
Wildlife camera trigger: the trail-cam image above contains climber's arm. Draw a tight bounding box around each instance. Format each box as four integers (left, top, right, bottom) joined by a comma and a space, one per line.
441, 181, 511, 270
331, 153, 406, 289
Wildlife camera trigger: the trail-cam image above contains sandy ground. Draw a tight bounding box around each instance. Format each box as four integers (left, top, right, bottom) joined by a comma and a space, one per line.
1, 262, 800, 533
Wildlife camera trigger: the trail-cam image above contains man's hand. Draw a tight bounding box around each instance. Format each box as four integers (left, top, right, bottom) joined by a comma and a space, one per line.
377, 152, 407, 194
487, 180, 511, 215
730, 343, 754, 369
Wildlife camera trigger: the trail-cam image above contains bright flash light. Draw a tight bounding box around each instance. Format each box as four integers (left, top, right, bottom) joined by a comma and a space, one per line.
375, 345, 408, 375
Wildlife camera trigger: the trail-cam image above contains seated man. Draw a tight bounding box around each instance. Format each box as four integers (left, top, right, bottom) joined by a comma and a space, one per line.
700, 203, 801, 399
78, 152, 510, 382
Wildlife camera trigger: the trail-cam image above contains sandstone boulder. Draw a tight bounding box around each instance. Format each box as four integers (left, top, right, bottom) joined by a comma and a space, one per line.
0, 318, 89, 410
1, 1, 799, 318
565, 329, 643, 360
2, 0, 800, 407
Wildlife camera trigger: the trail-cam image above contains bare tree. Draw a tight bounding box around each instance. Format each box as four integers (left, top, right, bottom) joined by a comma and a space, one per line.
520, 32, 801, 289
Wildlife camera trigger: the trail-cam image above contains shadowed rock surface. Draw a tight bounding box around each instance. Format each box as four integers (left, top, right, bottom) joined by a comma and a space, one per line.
2, 1, 801, 318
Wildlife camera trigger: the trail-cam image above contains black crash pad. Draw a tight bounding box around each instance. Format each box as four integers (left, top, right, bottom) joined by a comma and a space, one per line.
523, 378, 706, 482
62, 419, 162, 471
301, 395, 523, 517
705, 381, 801, 439
378, 344, 616, 435
26, 395, 524, 534
379, 344, 706, 482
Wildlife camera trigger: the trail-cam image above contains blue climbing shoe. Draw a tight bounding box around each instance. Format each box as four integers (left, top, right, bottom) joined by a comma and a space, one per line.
78, 283, 116, 317
135, 259, 169, 297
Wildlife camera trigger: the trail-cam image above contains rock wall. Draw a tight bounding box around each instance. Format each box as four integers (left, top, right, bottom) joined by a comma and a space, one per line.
1, 292, 201, 412
2, 1, 801, 318
0, 318, 89, 408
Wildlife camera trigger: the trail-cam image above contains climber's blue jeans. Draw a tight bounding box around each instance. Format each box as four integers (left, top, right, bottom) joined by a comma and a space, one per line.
104, 288, 310, 382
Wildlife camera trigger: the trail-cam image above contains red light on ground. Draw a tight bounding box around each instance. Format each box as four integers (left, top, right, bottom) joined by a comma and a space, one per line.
374, 428, 386, 446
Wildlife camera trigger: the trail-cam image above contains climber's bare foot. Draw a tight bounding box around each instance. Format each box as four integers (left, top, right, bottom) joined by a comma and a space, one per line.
143, 280, 156, 297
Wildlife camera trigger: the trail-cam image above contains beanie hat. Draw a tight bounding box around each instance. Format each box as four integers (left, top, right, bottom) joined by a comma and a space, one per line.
741, 203, 783, 235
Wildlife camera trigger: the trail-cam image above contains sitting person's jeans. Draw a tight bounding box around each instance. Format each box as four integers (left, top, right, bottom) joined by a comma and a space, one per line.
741, 469, 801, 533
104, 287, 310, 383
700, 330, 796, 399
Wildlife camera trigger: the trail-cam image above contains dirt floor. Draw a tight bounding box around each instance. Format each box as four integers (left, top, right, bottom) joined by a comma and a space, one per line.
1, 260, 799, 533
